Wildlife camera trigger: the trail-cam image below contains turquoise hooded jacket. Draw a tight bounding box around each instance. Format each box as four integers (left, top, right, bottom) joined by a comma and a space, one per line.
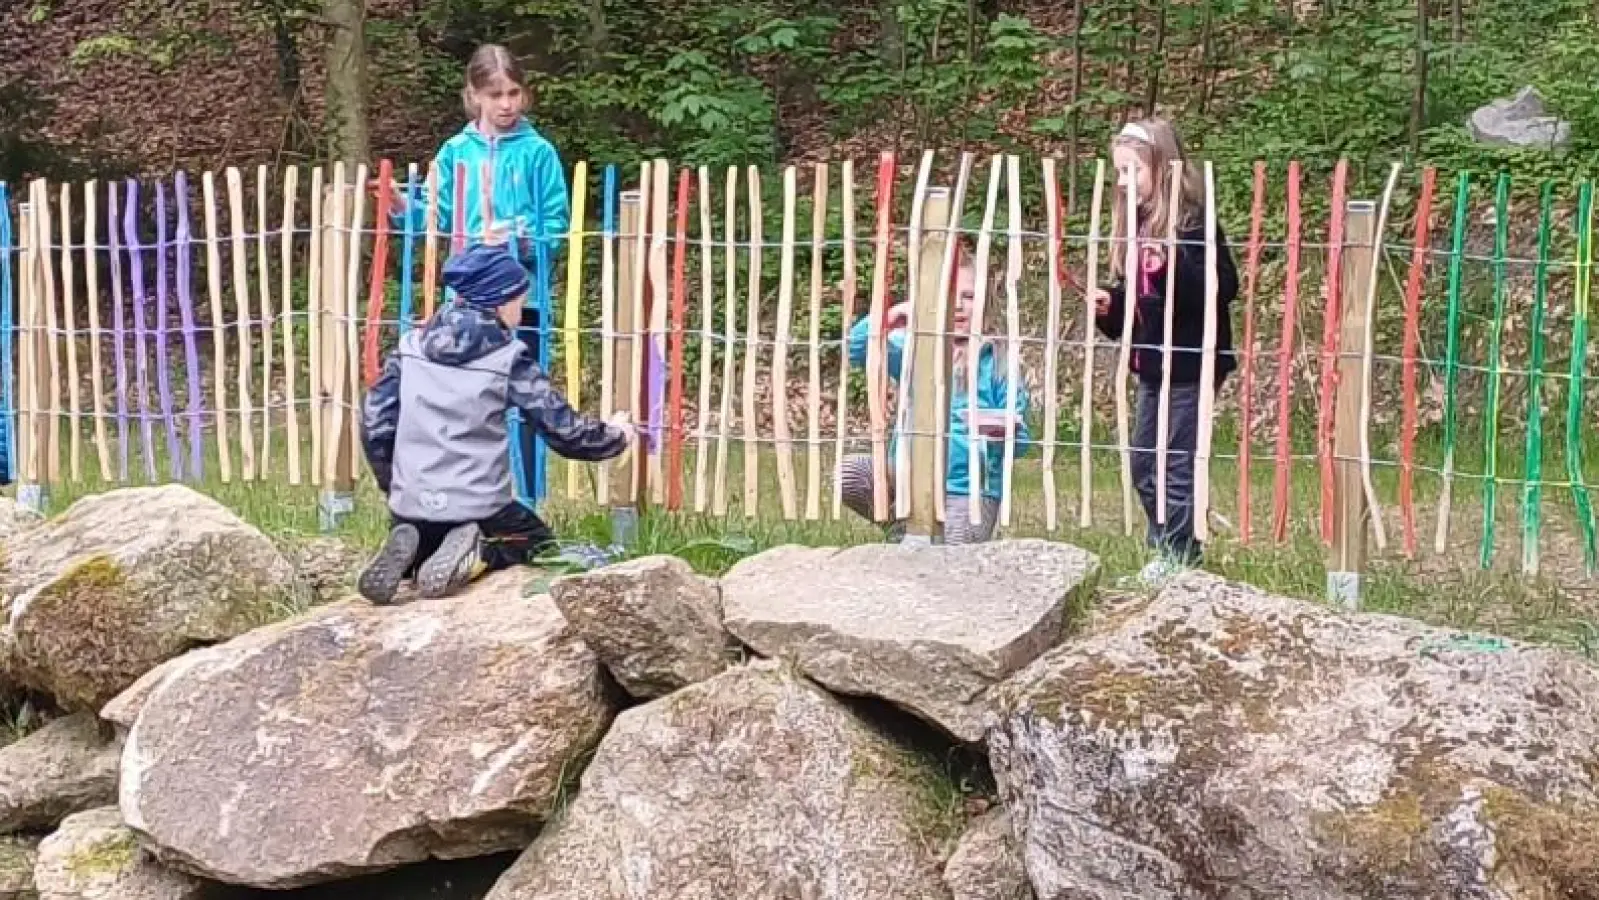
400, 119, 570, 289
848, 317, 1033, 501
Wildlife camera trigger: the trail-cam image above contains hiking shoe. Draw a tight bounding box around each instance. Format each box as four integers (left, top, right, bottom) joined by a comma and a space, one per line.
358, 524, 421, 606
1115, 555, 1192, 592
416, 523, 487, 599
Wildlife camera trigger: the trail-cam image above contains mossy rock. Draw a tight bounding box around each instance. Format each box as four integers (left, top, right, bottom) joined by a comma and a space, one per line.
990, 572, 1599, 899
2, 486, 305, 711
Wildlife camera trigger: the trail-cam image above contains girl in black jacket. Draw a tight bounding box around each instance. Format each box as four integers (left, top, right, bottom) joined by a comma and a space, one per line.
1092, 118, 1239, 583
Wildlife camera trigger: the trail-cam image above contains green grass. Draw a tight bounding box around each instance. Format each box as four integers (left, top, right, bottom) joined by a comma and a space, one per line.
9, 428, 1597, 660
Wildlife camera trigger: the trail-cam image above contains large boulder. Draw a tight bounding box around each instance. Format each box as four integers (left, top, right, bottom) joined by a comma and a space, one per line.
33, 808, 208, 900
0, 836, 38, 900
1469, 86, 1572, 150
722, 541, 1099, 742
989, 573, 1599, 900
0, 485, 303, 710
943, 811, 1032, 900
484, 660, 957, 900
117, 570, 614, 889
0, 714, 120, 834
550, 555, 734, 698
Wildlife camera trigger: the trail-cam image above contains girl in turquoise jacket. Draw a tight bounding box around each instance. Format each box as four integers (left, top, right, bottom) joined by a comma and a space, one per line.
840, 247, 1033, 544
394, 44, 571, 504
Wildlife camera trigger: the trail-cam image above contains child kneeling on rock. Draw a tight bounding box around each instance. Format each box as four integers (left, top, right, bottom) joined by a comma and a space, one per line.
358, 243, 636, 604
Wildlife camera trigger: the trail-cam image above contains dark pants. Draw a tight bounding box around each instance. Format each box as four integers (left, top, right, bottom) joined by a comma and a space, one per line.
1131, 381, 1201, 564
393, 501, 556, 576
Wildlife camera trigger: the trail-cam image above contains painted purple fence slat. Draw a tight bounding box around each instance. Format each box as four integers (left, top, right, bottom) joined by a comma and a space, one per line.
155, 182, 181, 480
125, 179, 156, 481
175, 171, 203, 479
109, 182, 129, 481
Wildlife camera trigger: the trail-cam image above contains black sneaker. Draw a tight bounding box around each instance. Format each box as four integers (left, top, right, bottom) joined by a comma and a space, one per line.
415, 523, 485, 599
358, 524, 421, 606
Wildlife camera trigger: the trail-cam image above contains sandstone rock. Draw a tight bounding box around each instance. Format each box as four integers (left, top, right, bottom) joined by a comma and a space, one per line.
485, 660, 957, 900
989, 573, 1599, 900
0, 714, 120, 834
1469, 86, 1572, 150
34, 808, 207, 900
550, 555, 733, 698
722, 541, 1099, 742
118, 569, 613, 889
0, 485, 303, 710
944, 811, 1032, 900
0, 836, 38, 900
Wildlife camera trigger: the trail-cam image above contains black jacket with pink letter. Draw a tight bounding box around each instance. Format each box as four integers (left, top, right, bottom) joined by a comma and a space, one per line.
1094, 217, 1239, 387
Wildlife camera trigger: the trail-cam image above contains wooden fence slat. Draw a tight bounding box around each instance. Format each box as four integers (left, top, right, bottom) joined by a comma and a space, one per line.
693, 165, 715, 513
154, 181, 178, 479
108, 181, 130, 481
1114, 163, 1139, 535
59, 184, 82, 482
282, 166, 302, 485
1154, 161, 1183, 526
668, 167, 690, 511
1079, 160, 1106, 529
202, 171, 232, 482
1399, 168, 1436, 558
226, 168, 257, 481
1041, 157, 1063, 532
804, 163, 828, 520
628, 165, 651, 506
423, 163, 440, 320
1193, 161, 1222, 542
344, 163, 368, 481
713, 166, 738, 517
999, 154, 1023, 528
933, 153, 973, 524
742, 164, 763, 517
773, 164, 799, 519
1357, 164, 1402, 554
648, 159, 670, 506
1318, 160, 1350, 544
307, 166, 325, 487
968, 155, 1002, 524
1271, 162, 1303, 544
175, 172, 204, 479
830, 160, 857, 520
257, 164, 276, 476
82, 181, 111, 481
894, 151, 935, 522
596, 166, 618, 507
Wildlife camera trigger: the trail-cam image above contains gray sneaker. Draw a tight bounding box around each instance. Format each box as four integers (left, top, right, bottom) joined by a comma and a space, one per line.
358, 524, 421, 606
416, 523, 486, 599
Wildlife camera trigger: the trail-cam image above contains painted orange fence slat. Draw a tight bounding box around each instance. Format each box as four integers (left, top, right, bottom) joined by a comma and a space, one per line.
363, 159, 394, 387
1237, 161, 1266, 545
1317, 159, 1349, 544
1272, 161, 1303, 544
668, 169, 691, 510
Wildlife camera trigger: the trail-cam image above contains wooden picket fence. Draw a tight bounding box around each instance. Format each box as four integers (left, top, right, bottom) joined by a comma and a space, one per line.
0, 152, 1594, 589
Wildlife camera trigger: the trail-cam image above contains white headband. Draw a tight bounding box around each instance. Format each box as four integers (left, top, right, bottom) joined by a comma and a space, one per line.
1118, 122, 1154, 145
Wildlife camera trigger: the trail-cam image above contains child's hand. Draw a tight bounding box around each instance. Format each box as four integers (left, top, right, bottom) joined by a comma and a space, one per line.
389, 184, 410, 212
1139, 244, 1166, 274
1092, 288, 1112, 316
608, 412, 653, 453
884, 301, 910, 331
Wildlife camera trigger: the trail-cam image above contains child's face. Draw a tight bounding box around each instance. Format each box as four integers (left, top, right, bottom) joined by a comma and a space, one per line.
951, 264, 976, 336
498, 296, 524, 328
1113, 143, 1154, 206
471, 72, 525, 133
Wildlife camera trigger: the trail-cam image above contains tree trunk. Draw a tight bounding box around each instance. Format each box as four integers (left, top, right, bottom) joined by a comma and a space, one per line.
1143, 0, 1169, 117
323, 0, 370, 163
1410, 0, 1429, 156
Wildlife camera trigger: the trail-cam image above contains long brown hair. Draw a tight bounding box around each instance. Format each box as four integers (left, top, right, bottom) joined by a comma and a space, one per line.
462, 45, 528, 119
1108, 117, 1204, 279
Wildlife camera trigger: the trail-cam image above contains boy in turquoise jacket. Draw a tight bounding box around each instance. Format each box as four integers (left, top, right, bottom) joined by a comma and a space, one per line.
840, 246, 1033, 543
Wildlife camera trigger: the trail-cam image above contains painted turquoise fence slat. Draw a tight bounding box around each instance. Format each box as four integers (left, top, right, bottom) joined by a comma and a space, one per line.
1, 182, 14, 484
1435, 172, 1471, 553
1521, 181, 1554, 575
1479, 172, 1510, 567
1569, 181, 1596, 572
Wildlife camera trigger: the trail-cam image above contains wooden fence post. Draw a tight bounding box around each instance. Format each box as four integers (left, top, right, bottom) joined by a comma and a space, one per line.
904, 186, 952, 542
16, 201, 47, 512
1329, 200, 1376, 609
609, 190, 643, 544
318, 179, 356, 531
